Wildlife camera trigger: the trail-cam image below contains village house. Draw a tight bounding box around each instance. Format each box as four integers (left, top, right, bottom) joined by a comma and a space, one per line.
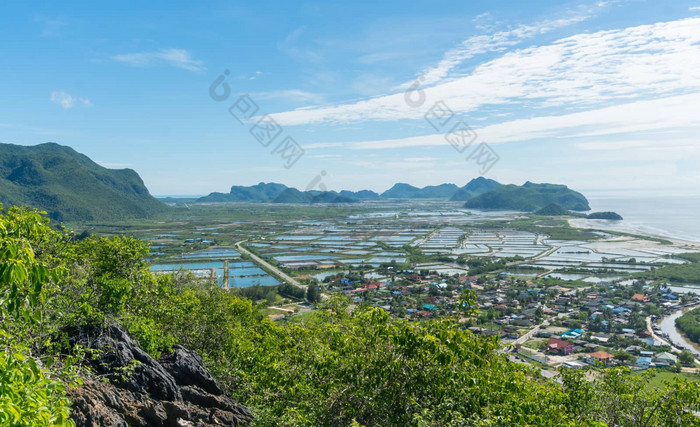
586, 351, 615, 366
631, 293, 650, 302
547, 337, 574, 355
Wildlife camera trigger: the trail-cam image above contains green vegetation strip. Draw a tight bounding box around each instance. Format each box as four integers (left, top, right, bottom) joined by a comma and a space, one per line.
676, 306, 700, 346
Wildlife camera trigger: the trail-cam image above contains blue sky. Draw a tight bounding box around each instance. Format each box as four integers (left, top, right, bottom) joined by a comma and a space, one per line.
2, 0, 700, 196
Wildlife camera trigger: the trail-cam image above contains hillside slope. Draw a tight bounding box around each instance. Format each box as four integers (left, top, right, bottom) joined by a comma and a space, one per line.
450, 177, 501, 201
0, 142, 167, 221
465, 182, 590, 211
197, 182, 289, 203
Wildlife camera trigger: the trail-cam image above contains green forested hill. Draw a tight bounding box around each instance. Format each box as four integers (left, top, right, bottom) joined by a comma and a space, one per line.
380, 183, 422, 198
450, 177, 501, 201
197, 182, 289, 203
0, 142, 168, 221
534, 202, 574, 216
465, 181, 591, 211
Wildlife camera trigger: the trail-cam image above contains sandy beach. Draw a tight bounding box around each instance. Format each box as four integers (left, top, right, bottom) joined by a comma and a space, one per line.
568, 218, 700, 249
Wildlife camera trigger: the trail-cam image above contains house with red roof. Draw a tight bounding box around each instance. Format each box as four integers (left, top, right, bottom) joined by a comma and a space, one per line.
631, 294, 650, 302
547, 337, 574, 355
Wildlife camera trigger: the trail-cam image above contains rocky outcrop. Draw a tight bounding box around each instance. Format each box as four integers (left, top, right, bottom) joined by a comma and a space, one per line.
65, 325, 252, 426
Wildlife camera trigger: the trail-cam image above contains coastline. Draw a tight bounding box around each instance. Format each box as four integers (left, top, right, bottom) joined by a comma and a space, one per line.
568, 218, 700, 248
578, 194, 700, 247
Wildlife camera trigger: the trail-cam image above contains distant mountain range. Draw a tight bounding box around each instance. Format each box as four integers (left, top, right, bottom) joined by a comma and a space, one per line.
380, 183, 460, 199
196, 178, 592, 212
196, 182, 360, 204
197, 181, 482, 204
0, 143, 168, 221
0, 143, 598, 218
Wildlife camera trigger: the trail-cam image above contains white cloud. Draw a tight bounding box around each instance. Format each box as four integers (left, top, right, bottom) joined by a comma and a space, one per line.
320, 92, 700, 151
400, 12, 593, 90
304, 142, 345, 149
112, 48, 204, 71
96, 161, 133, 169
270, 18, 700, 126
689, 6, 700, 12
308, 154, 342, 159
50, 90, 91, 109
403, 157, 438, 162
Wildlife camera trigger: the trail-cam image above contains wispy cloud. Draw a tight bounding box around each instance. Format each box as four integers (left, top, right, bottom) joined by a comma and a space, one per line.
690, 6, 700, 12
50, 90, 90, 109
403, 156, 438, 162
96, 161, 133, 169
269, 18, 700, 126
397, 12, 593, 90
37, 18, 67, 37
112, 48, 204, 71
252, 89, 324, 104
308, 154, 342, 159
278, 27, 323, 63
324, 92, 700, 151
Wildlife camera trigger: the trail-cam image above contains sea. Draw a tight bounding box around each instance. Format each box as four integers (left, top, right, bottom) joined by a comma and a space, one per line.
580, 194, 700, 245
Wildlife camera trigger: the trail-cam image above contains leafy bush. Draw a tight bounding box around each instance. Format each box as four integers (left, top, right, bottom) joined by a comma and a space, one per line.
0, 206, 75, 425
0, 352, 74, 426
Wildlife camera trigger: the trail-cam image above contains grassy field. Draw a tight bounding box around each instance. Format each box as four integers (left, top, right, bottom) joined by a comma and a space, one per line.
521, 339, 544, 351
634, 369, 700, 390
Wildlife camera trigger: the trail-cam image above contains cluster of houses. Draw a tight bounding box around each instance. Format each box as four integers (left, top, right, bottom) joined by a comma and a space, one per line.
318, 268, 699, 372
543, 334, 682, 369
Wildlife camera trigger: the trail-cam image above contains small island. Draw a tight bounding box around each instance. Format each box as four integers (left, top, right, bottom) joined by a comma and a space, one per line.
533, 204, 624, 221
587, 211, 623, 220
534, 203, 572, 216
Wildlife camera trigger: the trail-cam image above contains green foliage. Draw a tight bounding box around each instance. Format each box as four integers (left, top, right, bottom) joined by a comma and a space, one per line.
678, 350, 695, 366
561, 367, 700, 426
0, 206, 76, 425
234, 284, 279, 303
306, 283, 320, 303
491, 217, 600, 241
278, 282, 306, 299
56, 235, 151, 324
643, 253, 700, 283
464, 256, 522, 275
0, 352, 74, 426
675, 307, 700, 345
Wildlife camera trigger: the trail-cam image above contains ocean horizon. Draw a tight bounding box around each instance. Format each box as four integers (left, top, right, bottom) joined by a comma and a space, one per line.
586, 194, 700, 245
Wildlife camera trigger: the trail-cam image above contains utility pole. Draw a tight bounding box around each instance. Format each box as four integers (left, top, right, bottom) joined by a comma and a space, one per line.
223, 260, 229, 289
